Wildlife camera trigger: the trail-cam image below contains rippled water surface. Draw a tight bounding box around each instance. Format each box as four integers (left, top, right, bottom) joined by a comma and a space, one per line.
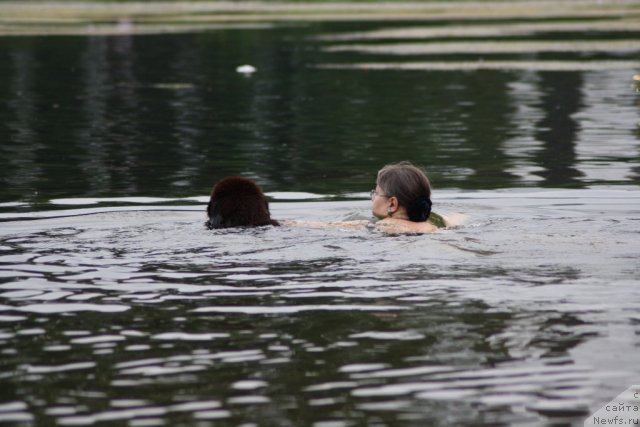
1, 2, 640, 425
1, 190, 639, 426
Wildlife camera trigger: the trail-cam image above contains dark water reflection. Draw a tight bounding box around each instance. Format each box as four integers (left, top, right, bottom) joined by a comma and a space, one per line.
1, 22, 640, 206
533, 72, 584, 185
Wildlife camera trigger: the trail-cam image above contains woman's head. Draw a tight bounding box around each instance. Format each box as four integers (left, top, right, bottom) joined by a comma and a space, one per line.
372, 162, 432, 222
206, 176, 279, 229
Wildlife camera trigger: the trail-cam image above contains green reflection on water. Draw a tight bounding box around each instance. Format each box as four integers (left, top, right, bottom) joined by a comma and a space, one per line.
0, 10, 639, 206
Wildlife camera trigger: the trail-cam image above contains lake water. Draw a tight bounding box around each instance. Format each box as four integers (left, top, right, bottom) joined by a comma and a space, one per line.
1, 3, 640, 426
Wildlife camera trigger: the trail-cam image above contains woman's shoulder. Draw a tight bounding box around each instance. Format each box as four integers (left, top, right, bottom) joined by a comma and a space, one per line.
375, 211, 465, 234
375, 218, 437, 234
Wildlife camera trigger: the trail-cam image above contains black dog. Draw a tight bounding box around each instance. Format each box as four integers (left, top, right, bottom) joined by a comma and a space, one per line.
206, 176, 280, 229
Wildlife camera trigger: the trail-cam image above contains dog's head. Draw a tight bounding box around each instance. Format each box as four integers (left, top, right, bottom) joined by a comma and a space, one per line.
206, 176, 279, 229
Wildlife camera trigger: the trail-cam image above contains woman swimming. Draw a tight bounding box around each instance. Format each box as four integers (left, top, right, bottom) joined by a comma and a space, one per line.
370, 162, 441, 234
283, 162, 448, 233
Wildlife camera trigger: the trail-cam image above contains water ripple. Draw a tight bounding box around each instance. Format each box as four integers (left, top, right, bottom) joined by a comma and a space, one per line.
192, 305, 407, 314
0, 191, 638, 425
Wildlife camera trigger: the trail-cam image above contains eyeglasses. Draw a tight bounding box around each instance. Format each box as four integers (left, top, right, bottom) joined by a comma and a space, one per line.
370, 189, 390, 200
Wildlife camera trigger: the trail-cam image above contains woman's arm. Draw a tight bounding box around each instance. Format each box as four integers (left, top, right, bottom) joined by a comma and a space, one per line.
281, 220, 370, 231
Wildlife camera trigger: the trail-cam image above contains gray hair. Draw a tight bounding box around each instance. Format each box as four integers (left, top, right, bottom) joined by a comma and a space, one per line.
377, 162, 432, 222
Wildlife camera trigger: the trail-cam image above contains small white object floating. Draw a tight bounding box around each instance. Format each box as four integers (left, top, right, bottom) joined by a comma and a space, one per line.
236, 64, 257, 75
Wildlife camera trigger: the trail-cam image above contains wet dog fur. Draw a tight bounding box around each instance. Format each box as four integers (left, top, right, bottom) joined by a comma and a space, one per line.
206, 176, 279, 229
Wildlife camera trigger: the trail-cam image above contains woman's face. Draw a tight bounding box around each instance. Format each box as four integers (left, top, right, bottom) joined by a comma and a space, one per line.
371, 184, 391, 219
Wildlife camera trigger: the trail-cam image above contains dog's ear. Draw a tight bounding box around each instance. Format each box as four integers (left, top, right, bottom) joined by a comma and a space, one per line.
206, 201, 225, 229
263, 200, 280, 226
